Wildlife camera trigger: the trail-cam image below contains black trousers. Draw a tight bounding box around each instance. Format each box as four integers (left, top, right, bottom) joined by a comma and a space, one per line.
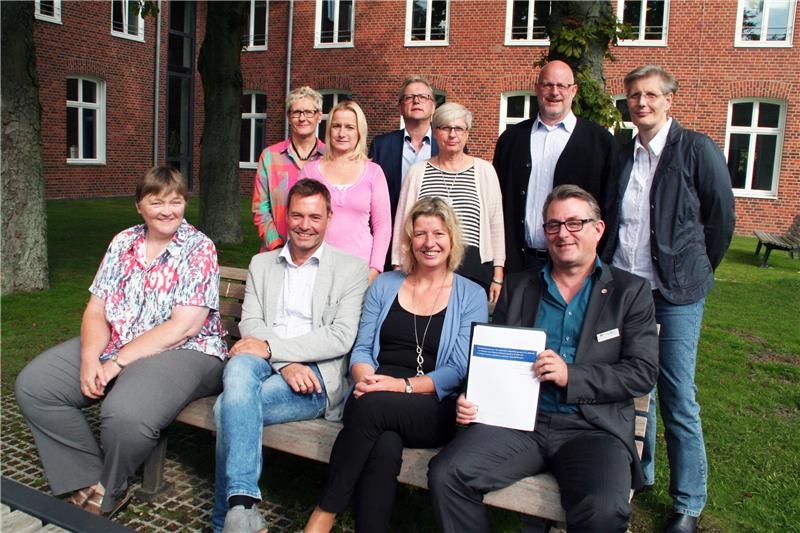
318, 391, 456, 532
428, 411, 633, 533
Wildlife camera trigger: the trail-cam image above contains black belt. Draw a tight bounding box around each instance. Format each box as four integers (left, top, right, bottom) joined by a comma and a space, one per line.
524, 247, 549, 260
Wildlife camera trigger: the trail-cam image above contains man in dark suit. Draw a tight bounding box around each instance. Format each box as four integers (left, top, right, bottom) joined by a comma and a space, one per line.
369, 75, 439, 271
493, 60, 617, 273
429, 184, 659, 532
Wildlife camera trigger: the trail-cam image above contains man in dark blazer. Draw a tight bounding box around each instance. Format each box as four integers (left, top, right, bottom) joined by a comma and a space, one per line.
429, 184, 659, 533
493, 60, 617, 274
369, 76, 439, 271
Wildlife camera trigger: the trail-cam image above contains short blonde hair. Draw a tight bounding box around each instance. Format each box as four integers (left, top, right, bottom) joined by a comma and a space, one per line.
285, 86, 322, 114
136, 165, 187, 203
432, 102, 473, 130
399, 197, 465, 274
323, 100, 368, 162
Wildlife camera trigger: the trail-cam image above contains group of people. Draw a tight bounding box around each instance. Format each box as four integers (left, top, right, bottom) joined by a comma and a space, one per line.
16, 62, 735, 533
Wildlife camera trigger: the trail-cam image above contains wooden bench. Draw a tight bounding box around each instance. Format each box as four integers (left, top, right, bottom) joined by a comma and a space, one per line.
754, 213, 800, 267
140, 266, 649, 525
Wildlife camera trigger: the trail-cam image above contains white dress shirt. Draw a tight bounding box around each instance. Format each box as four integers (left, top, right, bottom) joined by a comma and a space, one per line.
272, 242, 324, 338
402, 126, 433, 183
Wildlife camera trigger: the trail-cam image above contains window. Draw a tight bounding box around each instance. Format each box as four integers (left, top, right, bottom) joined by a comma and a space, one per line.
111, 0, 145, 41
725, 99, 785, 197
504, 0, 552, 45
405, 0, 449, 46
66, 77, 106, 164
617, 0, 669, 46
243, 0, 268, 50
735, 0, 795, 46
612, 96, 637, 147
316, 0, 354, 47
499, 92, 535, 133
240, 92, 267, 168
35, 0, 62, 23
318, 91, 352, 137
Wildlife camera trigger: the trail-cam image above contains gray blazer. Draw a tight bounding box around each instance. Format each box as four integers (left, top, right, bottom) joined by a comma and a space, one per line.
239, 244, 369, 420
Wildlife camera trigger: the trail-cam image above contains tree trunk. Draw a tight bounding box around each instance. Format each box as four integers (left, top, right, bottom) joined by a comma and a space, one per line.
197, 1, 248, 244
1, 1, 49, 294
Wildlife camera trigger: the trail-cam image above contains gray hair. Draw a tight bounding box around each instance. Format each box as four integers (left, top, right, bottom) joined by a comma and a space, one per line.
542, 184, 602, 221
397, 75, 434, 102
285, 86, 323, 114
623, 65, 679, 95
431, 102, 473, 130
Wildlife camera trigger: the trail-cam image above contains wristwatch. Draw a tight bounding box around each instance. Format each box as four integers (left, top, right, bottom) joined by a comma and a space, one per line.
110, 353, 125, 370
403, 377, 414, 394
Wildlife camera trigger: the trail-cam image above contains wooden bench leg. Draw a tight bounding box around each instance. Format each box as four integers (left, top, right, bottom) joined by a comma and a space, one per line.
136, 434, 170, 500
760, 246, 773, 268
754, 241, 763, 257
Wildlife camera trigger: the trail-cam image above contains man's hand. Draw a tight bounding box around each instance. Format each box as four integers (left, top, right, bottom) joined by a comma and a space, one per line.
280, 363, 322, 394
455, 393, 478, 425
534, 349, 569, 387
230, 336, 271, 358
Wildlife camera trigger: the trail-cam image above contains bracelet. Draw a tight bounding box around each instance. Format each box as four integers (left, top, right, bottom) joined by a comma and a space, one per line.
491, 278, 503, 285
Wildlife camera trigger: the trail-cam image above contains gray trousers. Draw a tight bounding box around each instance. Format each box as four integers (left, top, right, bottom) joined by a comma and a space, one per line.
15, 337, 223, 512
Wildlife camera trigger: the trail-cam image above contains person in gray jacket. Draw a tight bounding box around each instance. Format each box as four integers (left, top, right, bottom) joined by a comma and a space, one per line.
602, 65, 735, 533
212, 178, 369, 533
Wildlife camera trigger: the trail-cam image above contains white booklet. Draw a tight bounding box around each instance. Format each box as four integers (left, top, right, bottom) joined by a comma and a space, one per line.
465, 323, 546, 431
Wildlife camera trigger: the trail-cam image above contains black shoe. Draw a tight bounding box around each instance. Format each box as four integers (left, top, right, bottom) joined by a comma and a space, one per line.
665, 513, 698, 533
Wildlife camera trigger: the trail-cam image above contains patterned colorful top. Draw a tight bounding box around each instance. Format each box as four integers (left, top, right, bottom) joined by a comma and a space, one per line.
88, 220, 228, 361
252, 138, 325, 251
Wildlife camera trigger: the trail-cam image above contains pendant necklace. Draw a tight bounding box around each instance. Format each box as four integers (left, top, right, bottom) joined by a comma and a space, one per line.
412, 273, 448, 376
291, 138, 316, 161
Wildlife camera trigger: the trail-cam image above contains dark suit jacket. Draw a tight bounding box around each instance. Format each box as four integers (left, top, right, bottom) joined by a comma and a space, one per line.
493, 117, 617, 273
493, 261, 659, 489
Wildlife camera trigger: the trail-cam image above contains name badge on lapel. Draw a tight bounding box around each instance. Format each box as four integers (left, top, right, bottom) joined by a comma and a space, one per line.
596, 328, 620, 343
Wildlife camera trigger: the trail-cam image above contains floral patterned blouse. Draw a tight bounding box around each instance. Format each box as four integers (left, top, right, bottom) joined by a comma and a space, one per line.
89, 220, 227, 361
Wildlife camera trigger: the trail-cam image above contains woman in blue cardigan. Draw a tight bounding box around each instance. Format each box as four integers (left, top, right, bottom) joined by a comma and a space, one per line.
305, 197, 488, 532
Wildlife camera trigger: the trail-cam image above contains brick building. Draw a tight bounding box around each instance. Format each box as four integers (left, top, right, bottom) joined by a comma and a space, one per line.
32, 0, 799, 233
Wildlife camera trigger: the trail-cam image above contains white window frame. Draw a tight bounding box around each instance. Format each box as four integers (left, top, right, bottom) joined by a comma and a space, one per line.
405, 0, 450, 47
66, 76, 106, 165
318, 90, 352, 138
35, 0, 62, 23
315, 0, 355, 48
499, 91, 535, 134
724, 98, 785, 199
240, 91, 267, 169
610, 95, 638, 145
504, 0, 552, 46
244, 0, 268, 51
616, 0, 670, 47
735, 0, 796, 47
111, 0, 145, 42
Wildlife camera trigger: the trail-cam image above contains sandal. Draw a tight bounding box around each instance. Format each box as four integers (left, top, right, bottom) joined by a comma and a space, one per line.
82, 486, 133, 518
64, 486, 95, 507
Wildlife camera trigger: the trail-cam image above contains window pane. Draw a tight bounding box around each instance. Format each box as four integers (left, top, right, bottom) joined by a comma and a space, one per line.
430, 0, 447, 40
82, 109, 96, 158
758, 102, 780, 127
615, 98, 631, 121
240, 120, 251, 161
67, 107, 78, 157
507, 95, 526, 118
731, 102, 753, 126
320, 0, 334, 43
127, 0, 139, 34
40, 0, 55, 16
338, 0, 353, 42
741, 0, 764, 40
67, 78, 78, 101
766, 0, 790, 40
623, 0, 643, 34
434, 92, 446, 107
644, 0, 665, 39
753, 134, 777, 190
615, 129, 634, 147
411, 0, 428, 40
254, 118, 266, 156
255, 93, 266, 113
322, 93, 335, 113
242, 94, 252, 112
170, 1, 186, 32
532, 0, 551, 39
82, 80, 97, 103
727, 133, 750, 188
112, 0, 124, 32
253, 0, 267, 46
511, 0, 528, 39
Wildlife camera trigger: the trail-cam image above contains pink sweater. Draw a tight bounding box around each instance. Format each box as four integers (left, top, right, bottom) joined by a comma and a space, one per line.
299, 159, 391, 272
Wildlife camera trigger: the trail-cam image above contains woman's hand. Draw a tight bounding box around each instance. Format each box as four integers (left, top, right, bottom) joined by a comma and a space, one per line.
455, 393, 478, 425
353, 374, 404, 398
79, 357, 108, 399
489, 280, 502, 304
367, 268, 380, 285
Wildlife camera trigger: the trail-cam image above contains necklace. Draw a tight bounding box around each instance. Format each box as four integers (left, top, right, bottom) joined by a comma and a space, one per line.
291, 138, 316, 161
411, 273, 448, 376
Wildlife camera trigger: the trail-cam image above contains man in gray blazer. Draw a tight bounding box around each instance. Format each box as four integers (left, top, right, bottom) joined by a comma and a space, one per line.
212, 179, 369, 533
429, 185, 659, 532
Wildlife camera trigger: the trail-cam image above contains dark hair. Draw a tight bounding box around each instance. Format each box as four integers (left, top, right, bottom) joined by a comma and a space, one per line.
288, 178, 332, 213
135, 165, 187, 203
542, 184, 601, 221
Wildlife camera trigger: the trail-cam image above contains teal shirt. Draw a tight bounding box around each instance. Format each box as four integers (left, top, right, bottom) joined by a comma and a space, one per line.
535, 258, 603, 413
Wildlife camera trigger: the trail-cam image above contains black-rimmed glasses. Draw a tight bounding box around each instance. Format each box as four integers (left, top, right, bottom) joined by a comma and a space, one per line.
401, 93, 434, 103
289, 109, 319, 119
542, 218, 595, 234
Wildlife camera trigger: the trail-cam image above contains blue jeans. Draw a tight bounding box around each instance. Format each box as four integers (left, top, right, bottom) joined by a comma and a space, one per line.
642, 293, 707, 517
211, 355, 327, 532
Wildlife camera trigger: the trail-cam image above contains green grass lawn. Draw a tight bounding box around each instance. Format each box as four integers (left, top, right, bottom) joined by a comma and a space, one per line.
2, 197, 798, 531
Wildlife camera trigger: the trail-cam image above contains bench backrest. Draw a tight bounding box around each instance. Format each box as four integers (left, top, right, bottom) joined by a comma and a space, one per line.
787, 213, 800, 243
219, 266, 248, 343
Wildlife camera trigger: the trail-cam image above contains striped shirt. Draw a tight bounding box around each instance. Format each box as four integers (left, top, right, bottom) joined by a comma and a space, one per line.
418, 162, 481, 247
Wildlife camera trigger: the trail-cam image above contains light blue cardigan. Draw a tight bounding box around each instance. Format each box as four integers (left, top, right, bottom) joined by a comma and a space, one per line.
349, 270, 489, 400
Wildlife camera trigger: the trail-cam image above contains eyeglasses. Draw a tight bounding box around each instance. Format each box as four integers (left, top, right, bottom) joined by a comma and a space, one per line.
626, 92, 665, 102
537, 82, 576, 92
437, 126, 468, 136
289, 109, 319, 119
401, 93, 434, 103
542, 218, 595, 234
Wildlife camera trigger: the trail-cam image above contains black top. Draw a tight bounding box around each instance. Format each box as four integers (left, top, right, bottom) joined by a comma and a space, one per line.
377, 296, 446, 378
